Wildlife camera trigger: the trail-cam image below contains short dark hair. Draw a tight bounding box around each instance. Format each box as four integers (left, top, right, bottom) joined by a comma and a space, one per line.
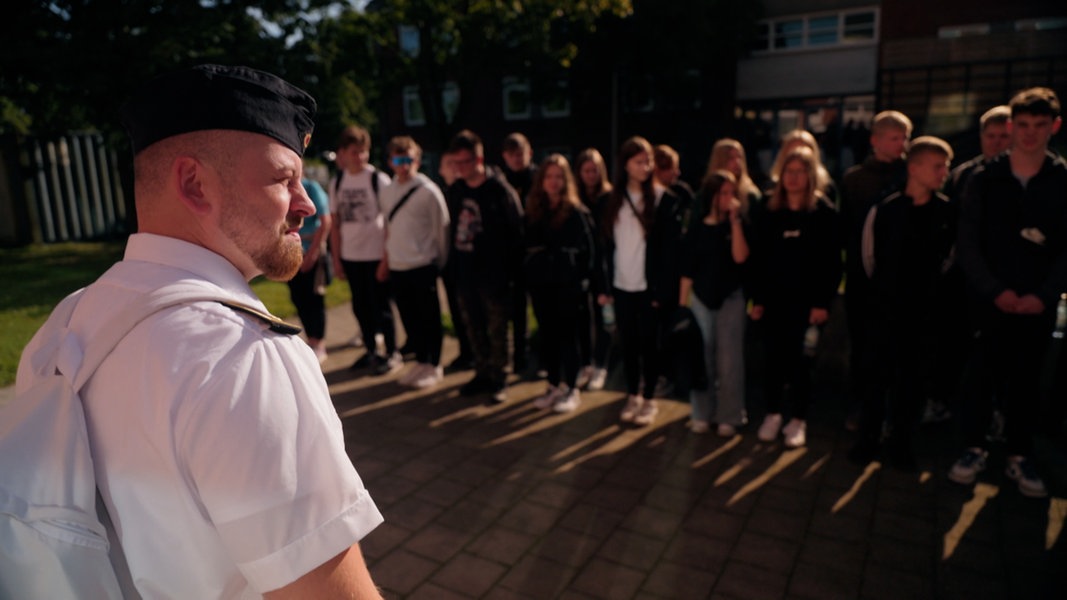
447, 129, 483, 157
1010, 87, 1061, 120
387, 135, 421, 159
337, 125, 370, 150
502, 132, 530, 154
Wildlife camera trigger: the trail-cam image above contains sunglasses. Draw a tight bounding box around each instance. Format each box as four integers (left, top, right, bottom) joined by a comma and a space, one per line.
391, 155, 415, 166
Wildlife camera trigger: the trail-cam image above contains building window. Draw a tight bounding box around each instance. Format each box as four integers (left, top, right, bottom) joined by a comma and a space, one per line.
808, 16, 839, 46
399, 25, 420, 58
753, 6, 878, 53
502, 77, 532, 120
403, 85, 425, 126
774, 19, 804, 49
541, 80, 571, 118
843, 11, 877, 42
442, 81, 460, 124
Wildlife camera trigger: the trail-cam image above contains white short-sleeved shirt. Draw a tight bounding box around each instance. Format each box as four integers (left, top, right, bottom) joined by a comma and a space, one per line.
19, 234, 383, 598
331, 167, 390, 261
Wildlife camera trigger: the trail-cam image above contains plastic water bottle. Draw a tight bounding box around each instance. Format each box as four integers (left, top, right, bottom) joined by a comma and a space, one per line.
802, 324, 820, 357
1054, 293, 1067, 339
602, 303, 616, 333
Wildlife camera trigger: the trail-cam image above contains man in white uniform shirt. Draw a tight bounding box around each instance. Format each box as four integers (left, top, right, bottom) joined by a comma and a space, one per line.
16, 64, 384, 598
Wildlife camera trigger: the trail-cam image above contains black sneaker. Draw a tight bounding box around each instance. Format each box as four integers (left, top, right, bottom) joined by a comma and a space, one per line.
848, 439, 881, 466
460, 375, 493, 396
446, 354, 475, 373
349, 353, 379, 371
490, 383, 508, 404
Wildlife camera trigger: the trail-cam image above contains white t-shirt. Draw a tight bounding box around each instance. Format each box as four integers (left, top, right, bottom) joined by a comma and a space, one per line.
613, 189, 650, 292
380, 172, 450, 271
331, 167, 390, 261
17, 234, 383, 598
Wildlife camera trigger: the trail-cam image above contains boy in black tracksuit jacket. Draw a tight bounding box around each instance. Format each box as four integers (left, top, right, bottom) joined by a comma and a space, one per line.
851, 137, 957, 469
949, 88, 1067, 498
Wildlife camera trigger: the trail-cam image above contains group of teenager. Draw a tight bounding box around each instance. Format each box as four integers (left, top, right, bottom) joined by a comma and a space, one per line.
288, 86, 1066, 500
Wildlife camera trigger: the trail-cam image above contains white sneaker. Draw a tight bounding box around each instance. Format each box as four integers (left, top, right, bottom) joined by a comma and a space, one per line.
633, 399, 658, 426
349, 333, 364, 348
620, 395, 643, 422
375, 351, 404, 375
782, 418, 807, 448
413, 365, 444, 389
399, 362, 429, 386
587, 368, 608, 391
690, 419, 710, 434
533, 385, 565, 409
716, 423, 737, 437
553, 389, 581, 413
576, 365, 594, 389
758, 413, 783, 442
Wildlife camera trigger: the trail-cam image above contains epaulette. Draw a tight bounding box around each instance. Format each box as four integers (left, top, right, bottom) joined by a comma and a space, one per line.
217, 300, 302, 335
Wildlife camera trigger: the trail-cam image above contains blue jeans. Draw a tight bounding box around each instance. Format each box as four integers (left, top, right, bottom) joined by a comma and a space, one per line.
689, 290, 747, 426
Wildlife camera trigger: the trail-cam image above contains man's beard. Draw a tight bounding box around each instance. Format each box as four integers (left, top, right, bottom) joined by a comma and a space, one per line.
254, 220, 304, 281
219, 196, 304, 281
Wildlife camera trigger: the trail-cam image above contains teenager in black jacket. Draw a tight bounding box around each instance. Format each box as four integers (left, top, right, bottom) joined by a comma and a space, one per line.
598, 137, 685, 426
750, 147, 842, 448
525, 154, 598, 413
575, 148, 615, 391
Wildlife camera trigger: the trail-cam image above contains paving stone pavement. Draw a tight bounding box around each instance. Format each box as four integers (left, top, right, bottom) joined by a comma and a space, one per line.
318, 299, 1067, 600
2, 296, 1063, 598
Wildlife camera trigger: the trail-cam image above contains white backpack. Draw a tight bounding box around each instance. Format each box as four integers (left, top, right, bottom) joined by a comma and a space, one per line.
0, 284, 233, 600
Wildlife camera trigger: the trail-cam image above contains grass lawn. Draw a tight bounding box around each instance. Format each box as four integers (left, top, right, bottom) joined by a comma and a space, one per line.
0, 240, 353, 387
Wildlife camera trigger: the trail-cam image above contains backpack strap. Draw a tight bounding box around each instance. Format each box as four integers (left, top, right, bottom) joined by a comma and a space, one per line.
388, 184, 423, 222
70, 284, 294, 392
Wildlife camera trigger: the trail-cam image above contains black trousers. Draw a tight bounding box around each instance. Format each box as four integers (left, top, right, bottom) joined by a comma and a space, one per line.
958, 312, 1053, 457
457, 281, 511, 385
287, 265, 325, 340
762, 302, 813, 419
530, 283, 583, 388
391, 264, 443, 366
858, 315, 934, 447
442, 264, 473, 361
341, 259, 396, 354
577, 290, 612, 369
613, 289, 661, 398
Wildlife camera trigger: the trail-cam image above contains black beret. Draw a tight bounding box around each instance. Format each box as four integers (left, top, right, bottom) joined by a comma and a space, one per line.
120, 64, 316, 156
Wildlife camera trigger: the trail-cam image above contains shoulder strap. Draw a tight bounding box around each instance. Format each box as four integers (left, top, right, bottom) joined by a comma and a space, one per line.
71, 284, 292, 392
371, 170, 380, 200
623, 191, 647, 232
333, 171, 343, 197
388, 184, 423, 222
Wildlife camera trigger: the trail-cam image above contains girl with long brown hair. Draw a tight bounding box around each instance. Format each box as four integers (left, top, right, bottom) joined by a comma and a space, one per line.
524, 154, 598, 412
598, 136, 685, 426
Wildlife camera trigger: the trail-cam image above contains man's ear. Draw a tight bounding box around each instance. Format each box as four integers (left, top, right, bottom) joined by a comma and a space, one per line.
173, 156, 214, 216
1052, 116, 1063, 135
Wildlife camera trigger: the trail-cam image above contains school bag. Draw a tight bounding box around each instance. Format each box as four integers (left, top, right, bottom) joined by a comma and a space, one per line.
0, 283, 244, 600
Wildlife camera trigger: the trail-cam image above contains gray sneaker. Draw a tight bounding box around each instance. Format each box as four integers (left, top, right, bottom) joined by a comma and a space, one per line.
1005, 457, 1047, 498
948, 448, 987, 485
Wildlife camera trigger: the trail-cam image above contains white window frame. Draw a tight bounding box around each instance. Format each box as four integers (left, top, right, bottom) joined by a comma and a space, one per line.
402, 85, 425, 127
752, 6, 879, 54
502, 77, 532, 120
541, 80, 571, 118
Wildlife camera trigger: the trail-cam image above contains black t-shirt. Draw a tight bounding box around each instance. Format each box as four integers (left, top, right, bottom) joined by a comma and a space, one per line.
682, 220, 747, 309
